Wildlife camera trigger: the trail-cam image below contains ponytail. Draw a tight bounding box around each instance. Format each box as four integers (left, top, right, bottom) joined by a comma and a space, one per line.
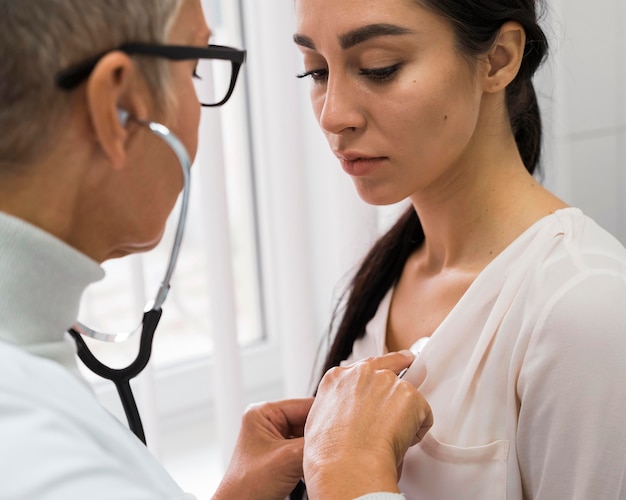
507, 77, 542, 174
320, 208, 424, 374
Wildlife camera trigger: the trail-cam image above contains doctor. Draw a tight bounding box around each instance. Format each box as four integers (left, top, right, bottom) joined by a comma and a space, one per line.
0, 0, 432, 498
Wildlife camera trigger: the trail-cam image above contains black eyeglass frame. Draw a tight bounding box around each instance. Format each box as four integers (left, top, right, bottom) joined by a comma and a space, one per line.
55, 43, 246, 107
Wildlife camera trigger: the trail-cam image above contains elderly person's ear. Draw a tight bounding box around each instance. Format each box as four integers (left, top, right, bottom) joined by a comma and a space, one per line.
85, 51, 150, 170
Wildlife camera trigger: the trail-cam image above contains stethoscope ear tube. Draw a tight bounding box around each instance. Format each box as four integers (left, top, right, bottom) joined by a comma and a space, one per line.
69, 308, 163, 444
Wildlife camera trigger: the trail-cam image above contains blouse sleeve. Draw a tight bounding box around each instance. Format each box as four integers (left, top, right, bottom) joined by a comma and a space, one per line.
517, 270, 626, 499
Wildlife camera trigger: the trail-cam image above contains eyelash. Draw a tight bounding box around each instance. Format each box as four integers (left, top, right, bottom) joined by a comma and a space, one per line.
359, 63, 402, 81
296, 68, 328, 82
192, 60, 201, 79
296, 63, 402, 83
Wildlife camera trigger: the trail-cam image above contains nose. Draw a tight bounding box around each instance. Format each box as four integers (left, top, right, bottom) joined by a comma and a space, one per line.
316, 73, 366, 135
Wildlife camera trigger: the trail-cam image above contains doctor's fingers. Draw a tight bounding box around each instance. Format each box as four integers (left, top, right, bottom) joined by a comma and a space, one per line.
354, 350, 416, 375
317, 350, 416, 396
244, 397, 314, 439
413, 403, 433, 445
219, 430, 305, 499
314, 361, 433, 447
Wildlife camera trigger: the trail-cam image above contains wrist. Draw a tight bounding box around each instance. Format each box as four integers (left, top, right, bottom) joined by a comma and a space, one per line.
212, 462, 255, 500
304, 451, 400, 499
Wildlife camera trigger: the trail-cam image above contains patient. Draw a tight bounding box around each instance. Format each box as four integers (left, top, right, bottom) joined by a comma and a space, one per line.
293, 0, 626, 497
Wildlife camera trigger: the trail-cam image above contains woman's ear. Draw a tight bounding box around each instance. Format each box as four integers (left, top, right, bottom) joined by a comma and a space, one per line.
483, 21, 526, 93
85, 52, 149, 169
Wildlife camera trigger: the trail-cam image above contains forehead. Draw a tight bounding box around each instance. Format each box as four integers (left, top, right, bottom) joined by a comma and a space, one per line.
296, 0, 422, 26
295, 0, 436, 42
294, 0, 448, 51
168, 0, 211, 44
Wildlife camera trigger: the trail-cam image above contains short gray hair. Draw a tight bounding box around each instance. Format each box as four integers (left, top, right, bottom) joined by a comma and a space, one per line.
0, 0, 181, 165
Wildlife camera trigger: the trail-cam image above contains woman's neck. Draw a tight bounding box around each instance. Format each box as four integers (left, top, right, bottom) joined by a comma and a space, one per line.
409, 149, 567, 274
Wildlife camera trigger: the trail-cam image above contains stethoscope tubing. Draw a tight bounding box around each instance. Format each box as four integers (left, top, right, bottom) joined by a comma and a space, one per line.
69, 116, 192, 445
69, 309, 162, 443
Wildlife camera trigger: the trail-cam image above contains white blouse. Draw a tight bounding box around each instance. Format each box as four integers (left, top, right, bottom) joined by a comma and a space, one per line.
346, 208, 626, 499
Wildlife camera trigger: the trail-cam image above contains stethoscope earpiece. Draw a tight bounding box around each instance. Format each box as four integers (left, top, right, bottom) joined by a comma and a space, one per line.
117, 108, 130, 126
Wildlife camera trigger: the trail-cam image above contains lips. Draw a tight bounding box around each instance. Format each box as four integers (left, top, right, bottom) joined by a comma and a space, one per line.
335, 151, 387, 177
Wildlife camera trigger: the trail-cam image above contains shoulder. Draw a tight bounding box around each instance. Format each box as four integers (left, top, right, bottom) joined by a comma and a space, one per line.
0, 340, 121, 458
511, 209, 626, 364
0, 339, 95, 409
545, 208, 626, 271
0, 341, 186, 499
517, 208, 626, 305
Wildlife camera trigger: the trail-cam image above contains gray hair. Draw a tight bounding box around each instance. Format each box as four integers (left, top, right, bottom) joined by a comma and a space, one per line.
0, 0, 182, 165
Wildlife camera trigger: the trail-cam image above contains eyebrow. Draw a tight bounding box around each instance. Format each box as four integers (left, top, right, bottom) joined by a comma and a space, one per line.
293, 23, 415, 51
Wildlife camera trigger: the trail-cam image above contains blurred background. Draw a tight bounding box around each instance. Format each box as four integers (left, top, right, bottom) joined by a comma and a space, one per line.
75, 0, 626, 497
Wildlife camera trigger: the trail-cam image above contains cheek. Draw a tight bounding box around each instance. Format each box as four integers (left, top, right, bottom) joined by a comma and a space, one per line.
180, 81, 201, 158
392, 74, 480, 149
183, 100, 201, 161
169, 73, 201, 160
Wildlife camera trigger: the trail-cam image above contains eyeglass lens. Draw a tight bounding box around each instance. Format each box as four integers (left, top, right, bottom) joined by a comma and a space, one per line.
194, 59, 235, 106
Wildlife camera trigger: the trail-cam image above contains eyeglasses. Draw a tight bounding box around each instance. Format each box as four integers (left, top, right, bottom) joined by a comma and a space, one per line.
55, 43, 246, 107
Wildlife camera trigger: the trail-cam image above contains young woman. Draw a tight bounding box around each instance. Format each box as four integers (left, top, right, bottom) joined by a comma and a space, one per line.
0, 0, 431, 498
294, 0, 626, 497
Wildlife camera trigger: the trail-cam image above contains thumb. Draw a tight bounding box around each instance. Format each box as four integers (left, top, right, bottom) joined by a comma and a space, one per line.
365, 350, 415, 375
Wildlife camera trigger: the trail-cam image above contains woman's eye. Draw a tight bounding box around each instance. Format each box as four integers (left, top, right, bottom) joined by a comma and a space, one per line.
296, 63, 402, 83
296, 68, 328, 82
359, 63, 402, 82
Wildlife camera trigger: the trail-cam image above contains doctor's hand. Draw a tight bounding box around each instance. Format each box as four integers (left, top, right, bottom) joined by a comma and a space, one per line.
213, 398, 313, 500
303, 351, 433, 499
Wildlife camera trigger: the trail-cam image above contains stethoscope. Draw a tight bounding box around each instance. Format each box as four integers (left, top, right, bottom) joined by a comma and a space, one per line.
68, 110, 191, 445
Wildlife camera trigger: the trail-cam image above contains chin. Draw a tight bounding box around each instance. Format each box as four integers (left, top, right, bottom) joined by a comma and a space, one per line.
107, 234, 165, 260
354, 183, 407, 207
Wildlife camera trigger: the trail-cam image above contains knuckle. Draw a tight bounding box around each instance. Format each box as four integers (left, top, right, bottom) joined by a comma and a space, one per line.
318, 365, 344, 390
241, 401, 267, 420
396, 379, 421, 402
325, 365, 344, 377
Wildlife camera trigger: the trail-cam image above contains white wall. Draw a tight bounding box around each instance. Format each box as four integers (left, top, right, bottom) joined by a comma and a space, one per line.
540, 0, 626, 243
